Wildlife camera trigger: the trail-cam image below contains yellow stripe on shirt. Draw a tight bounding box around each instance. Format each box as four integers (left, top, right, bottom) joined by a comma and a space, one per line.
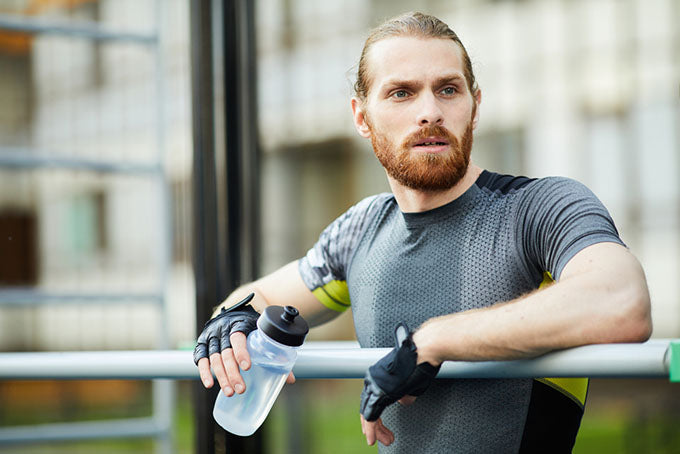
537, 377, 589, 408
537, 270, 589, 408
312, 280, 351, 312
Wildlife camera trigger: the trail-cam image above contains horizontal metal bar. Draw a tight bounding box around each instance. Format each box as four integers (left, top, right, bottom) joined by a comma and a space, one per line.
0, 13, 157, 44
0, 340, 673, 380
0, 149, 162, 174
0, 289, 163, 305
0, 417, 165, 446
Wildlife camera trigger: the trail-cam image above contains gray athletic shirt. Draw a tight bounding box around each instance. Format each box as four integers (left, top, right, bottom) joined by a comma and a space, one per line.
298, 171, 624, 453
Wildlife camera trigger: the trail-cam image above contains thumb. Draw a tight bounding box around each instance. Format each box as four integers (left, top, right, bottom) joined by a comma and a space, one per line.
398, 395, 417, 406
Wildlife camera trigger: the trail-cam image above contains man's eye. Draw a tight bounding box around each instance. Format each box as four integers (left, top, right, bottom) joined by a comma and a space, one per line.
441, 87, 456, 95
392, 90, 408, 99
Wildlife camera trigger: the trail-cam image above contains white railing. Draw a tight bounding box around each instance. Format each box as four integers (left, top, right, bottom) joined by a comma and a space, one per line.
0, 339, 676, 380
0, 339, 678, 446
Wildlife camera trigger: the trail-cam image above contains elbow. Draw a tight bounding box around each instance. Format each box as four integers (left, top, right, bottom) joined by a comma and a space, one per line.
618, 282, 653, 343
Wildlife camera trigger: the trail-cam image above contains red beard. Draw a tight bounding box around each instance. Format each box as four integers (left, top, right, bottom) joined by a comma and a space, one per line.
370, 122, 474, 192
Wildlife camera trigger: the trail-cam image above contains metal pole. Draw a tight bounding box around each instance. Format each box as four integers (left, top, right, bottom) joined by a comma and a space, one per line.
218, 0, 262, 451
0, 340, 674, 380
190, 1, 221, 453
0, 13, 157, 43
0, 417, 165, 446
152, 1, 175, 453
0, 290, 162, 305
0, 341, 675, 447
0, 149, 162, 174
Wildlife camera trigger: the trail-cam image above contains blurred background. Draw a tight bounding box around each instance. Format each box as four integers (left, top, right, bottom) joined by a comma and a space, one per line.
0, 0, 678, 453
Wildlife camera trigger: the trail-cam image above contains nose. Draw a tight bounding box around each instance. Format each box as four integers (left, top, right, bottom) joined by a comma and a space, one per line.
416, 93, 443, 126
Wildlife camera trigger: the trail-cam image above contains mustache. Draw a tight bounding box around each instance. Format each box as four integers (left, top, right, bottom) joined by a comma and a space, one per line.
403, 124, 457, 148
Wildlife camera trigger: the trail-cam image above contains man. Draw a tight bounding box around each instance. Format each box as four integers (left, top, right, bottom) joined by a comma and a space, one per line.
194, 12, 652, 453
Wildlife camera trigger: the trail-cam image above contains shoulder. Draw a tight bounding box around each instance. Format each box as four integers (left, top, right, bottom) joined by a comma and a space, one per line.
318, 192, 394, 244
476, 171, 592, 197
351, 192, 395, 212
476, 170, 597, 202
527, 176, 593, 193
337, 192, 395, 225
475, 170, 536, 194
519, 176, 601, 207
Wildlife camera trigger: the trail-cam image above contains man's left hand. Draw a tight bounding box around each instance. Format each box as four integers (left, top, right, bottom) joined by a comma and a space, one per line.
359, 322, 440, 444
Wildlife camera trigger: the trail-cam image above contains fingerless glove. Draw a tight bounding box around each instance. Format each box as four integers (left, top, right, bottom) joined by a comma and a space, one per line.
360, 322, 440, 421
193, 293, 259, 365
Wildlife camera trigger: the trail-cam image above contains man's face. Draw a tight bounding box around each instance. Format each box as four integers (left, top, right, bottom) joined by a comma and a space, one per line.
352, 36, 480, 191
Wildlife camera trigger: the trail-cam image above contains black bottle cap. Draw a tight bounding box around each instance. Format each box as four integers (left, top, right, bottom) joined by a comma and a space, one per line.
259, 305, 309, 346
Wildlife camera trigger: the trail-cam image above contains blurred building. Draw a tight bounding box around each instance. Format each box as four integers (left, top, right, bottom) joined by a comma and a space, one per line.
0, 0, 678, 353
0, 1, 677, 453
0, 0, 194, 351
256, 0, 680, 338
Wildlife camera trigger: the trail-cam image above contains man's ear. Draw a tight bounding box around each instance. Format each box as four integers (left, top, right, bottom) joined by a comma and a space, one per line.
472, 89, 482, 130
351, 97, 372, 138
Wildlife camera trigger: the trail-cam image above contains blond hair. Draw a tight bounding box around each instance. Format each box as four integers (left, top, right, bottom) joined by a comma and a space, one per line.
354, 12, 477, 101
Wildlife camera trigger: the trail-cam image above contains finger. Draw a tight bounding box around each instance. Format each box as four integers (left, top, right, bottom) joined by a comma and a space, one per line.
285, 371, 296, 385
222, 346, 246, 394
398, 395, 417, 406
210, 352, 233, 396
208, 336, 221, 357
229, 332, 250, 371
361, 416, 377, 446
197, 357, 214, 388
375, 419, 395, 446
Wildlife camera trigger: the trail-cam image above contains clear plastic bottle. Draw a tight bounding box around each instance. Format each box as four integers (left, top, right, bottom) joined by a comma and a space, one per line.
213, 305, 308, 436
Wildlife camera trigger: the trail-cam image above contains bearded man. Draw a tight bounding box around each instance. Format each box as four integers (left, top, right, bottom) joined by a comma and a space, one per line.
195, 12, 652, 453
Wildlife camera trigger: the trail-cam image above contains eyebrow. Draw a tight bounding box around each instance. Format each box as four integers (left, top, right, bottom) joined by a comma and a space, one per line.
379, 73, 466, 94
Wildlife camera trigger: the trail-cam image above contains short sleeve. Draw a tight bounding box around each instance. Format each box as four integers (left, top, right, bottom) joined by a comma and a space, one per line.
516, 177, 625, 281
298, 193, 391, 312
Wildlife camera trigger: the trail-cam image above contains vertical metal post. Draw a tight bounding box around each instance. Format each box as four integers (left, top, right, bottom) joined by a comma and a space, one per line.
223, 0, 260, 288
191, 0, 261, 452
152, 1, 175, 453
191, 1, 221, 453
220, 0, 263, 452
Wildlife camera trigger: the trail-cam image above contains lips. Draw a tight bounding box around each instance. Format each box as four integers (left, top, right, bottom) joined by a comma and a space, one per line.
413, 137, 449, 147
415, 141, 448, 146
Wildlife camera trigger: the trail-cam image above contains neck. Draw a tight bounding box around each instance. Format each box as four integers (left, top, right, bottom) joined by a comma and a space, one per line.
388, 163, 483, 213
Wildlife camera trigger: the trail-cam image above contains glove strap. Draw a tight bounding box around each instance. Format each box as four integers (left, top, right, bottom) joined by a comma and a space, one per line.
221, 292, 255, 313
203, 293, 256, 329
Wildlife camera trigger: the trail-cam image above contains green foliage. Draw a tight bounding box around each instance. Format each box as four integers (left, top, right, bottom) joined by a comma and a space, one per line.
1, 379, 678, 453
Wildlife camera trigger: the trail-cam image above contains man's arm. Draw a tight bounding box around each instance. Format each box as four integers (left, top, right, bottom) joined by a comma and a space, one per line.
197, 260, 339, 395
361, 242, 652, 447
412, 242, 652, 366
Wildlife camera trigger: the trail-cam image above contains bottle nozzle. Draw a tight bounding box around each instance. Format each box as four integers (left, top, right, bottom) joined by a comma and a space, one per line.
281, 306, 299, 323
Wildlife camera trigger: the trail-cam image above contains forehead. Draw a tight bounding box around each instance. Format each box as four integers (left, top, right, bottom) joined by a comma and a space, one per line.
365, 36, 466, 93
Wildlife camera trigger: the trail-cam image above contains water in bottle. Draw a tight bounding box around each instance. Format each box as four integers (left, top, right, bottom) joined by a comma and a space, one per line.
213, 305, 308, 436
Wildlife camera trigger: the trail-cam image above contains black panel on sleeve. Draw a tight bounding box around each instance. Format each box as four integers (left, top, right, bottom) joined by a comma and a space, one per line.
519, 380, 585, 453
476, 170, 536, 194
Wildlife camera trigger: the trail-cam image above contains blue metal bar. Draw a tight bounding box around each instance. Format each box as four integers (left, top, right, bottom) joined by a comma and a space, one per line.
0, 289, 163, 305
0, 149, 162, 174
0, 13, 157, 44
0, 340, 672, 380
0, 417, 165, 446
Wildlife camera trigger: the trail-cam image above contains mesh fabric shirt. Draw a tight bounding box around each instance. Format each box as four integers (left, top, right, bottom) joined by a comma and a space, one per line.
298, 170, 624, 453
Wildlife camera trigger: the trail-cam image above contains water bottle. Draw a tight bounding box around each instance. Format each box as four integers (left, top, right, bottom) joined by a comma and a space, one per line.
213, 305, 309, 436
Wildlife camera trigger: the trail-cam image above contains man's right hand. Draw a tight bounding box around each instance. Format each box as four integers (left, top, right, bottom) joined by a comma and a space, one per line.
194, 293, 260, 396
194, 260, 338, 396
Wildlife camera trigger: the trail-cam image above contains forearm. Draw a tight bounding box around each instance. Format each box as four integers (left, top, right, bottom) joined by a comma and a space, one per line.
413, 243, 652, 365
211, 260, 339, 327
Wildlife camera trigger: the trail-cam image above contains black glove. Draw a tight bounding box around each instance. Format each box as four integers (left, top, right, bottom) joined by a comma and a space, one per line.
193, 293, 259, 365
360, 322, 441, 421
